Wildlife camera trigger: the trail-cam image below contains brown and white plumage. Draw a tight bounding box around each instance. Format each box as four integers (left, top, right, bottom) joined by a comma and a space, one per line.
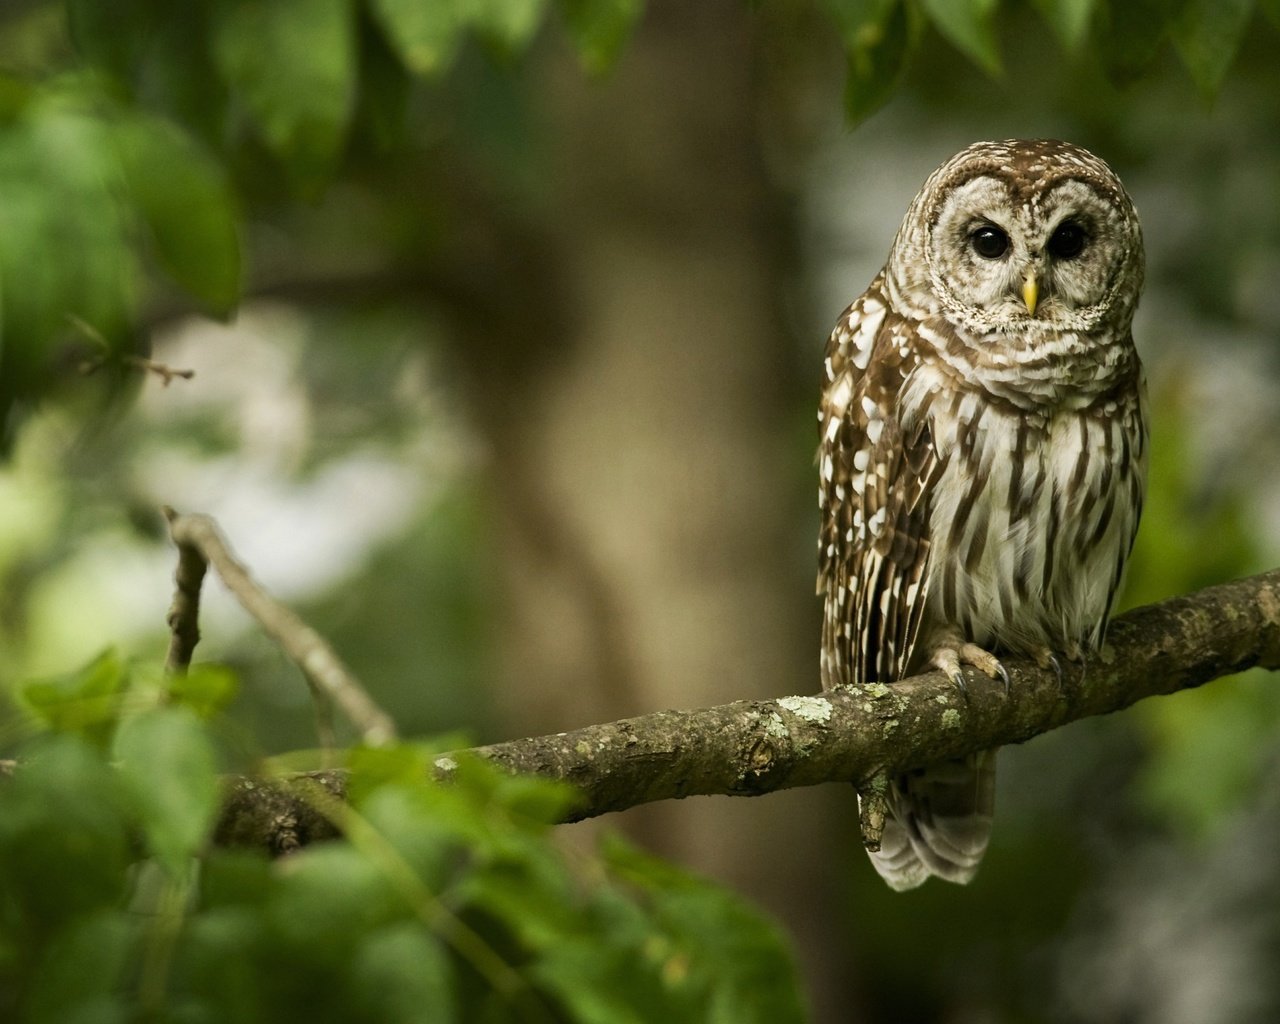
818, 139, 1147, 891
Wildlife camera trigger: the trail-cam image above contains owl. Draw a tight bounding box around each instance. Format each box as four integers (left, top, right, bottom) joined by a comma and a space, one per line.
817, 139, 1147, 891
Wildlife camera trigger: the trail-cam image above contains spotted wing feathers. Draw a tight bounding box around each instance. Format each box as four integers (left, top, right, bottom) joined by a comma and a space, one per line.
818, 278, 939, 690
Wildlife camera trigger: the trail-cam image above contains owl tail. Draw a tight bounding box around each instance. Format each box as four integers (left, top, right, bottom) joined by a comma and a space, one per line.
863, 750, 997, 891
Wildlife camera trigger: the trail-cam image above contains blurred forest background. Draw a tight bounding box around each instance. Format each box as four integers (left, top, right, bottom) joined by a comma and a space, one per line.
1, 0, 1279, 1021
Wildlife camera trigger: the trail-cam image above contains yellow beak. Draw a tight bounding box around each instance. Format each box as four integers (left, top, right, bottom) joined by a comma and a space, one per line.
1022, 272, 1039, 316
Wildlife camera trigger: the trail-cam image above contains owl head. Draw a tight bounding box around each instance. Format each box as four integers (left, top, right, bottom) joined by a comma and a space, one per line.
887, 139, 1144, 337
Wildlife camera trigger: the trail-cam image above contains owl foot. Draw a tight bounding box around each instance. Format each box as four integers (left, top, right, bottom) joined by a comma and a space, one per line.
928, 641, 1009, 697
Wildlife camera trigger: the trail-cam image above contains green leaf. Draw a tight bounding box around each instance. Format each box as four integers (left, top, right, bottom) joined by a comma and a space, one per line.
65, 0, 161, 80
0, 735, 131, 939
356, 784, 468, 891
827, 0, 919, 124
347, 741, 439, 805
169, 904, 268, 1020
921, 0, 1002, 75
213, 0, 358, 187
472, 0, 548, 50
268, 844, 400, 954
113, 706, 221, 875
370, 0, 467, 76
1094, 0, 1183, 83
1260, 0, 1280, 30
534, 942, 678, 1024
557, 0, 645, 76
460, 854, 579, 950
1170, 0, 1254, 97
23, 909, 136, 1024
602, 836, 808, 1023
199, 848, 276, 910
167, 663, 241, 718
22, 649, 130, 745
1032, 0, 1099, 49
479, 762, 583, 827
0, 94, 141, 426
114, 115, 242, 316
662, 886, 807, 1024
352, 924, 458, 1024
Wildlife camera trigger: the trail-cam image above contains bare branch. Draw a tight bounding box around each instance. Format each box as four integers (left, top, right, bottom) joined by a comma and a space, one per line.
162, 507, 397, 747
68, 314, 195, 385
453, 568, 1280, 820
216, 569, 1280, 850
121, 355, 196, 386
163, 519, 208, 675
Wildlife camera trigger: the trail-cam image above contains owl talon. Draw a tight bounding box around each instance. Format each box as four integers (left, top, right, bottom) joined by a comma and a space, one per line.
1032, 647, 1064, 691
928, 642, 1006, 697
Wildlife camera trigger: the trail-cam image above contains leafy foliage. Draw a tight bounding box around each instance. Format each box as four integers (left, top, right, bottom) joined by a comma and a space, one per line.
0, 0, 1268, 437
0, 654, 807, 1022
824, 0, 1274, 120
825, 0, 922, 125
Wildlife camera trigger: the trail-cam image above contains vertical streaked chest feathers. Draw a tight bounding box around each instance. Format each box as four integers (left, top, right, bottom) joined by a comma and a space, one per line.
897, 321, 1146, 659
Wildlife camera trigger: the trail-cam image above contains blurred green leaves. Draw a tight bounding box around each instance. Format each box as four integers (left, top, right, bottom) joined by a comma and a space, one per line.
113, 116, 241, 315
1171, 0, 1255, 96
921, 0, 1002, 75
0, 84, 241, 439
0, 90, 139, 416
0, 0, 1265, 436
826, 0, 1275, 122
0, 0, 654, 445
826, 0, 920, 125
213, 0, 359, 189
370, 0, 470, 76
114, 706, 221, 875
21, 648, 130, 746
1033, 0, 1098, 50
0, 652, 807, 1022
558, 0, 645, 75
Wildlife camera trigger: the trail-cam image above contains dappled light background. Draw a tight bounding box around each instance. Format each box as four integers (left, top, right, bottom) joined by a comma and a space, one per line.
2, 2, 1279, 1021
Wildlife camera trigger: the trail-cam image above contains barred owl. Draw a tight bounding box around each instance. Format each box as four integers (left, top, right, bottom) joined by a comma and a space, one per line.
817, 139, 1147, 891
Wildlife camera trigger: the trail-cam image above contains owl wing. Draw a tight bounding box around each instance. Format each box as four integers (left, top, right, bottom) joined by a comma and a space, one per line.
818, 280, 940, 689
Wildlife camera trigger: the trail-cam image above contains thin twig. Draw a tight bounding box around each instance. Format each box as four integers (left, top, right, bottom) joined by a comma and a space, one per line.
161, 507, 397, 747
122, 355, 196, 386
68, 314, 195, 386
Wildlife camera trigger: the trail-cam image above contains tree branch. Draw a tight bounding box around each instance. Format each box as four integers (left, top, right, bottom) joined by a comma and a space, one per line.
459, 569, 1280, 819
163, 507, 397, 748
219, 569, 1280, 848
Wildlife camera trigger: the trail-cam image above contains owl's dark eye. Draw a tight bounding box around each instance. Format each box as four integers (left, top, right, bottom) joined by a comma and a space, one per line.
1048, 221, 1087, 259
970, 225, 1009, 260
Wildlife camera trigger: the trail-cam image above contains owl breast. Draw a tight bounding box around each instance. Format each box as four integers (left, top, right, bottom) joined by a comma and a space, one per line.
906, 366, 1147, 659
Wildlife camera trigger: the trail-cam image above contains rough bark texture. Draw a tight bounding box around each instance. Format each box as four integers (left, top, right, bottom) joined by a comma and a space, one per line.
215, 568, 1280, 840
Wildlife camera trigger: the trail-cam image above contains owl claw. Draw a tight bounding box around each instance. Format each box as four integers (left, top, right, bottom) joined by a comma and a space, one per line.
1032, 647, 1064, 691
928, 642, 1007, 698
995, 660, 1011, 696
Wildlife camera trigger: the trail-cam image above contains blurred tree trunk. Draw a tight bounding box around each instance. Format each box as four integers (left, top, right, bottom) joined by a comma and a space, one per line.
452, 3, 860, 1018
